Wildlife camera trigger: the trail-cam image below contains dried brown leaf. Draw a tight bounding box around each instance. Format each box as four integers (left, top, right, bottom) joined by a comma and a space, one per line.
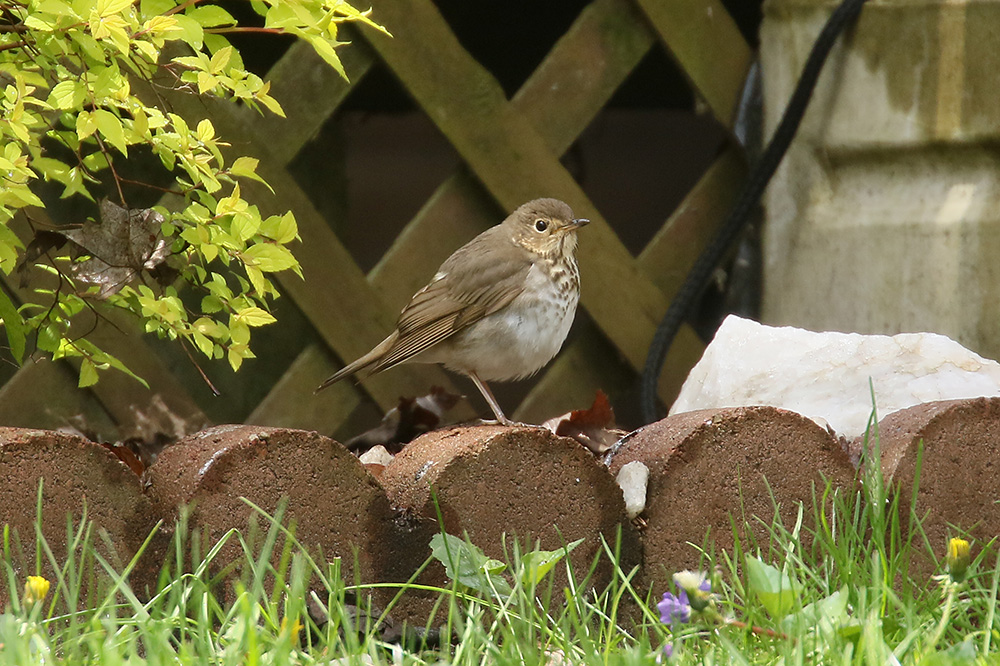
542, 390, 625, 455
61, 199, 170, 298
345, 386, 462, 454
100, 442, 145, 476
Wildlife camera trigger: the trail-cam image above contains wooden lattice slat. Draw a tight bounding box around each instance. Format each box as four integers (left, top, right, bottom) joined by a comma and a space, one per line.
635, 0, 753, 126
241, 40, 376, 166
246, 345, 361, 429
0, 358, 118, 435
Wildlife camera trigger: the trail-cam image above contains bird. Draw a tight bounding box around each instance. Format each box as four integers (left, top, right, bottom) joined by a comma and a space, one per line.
316, 198, 589, 425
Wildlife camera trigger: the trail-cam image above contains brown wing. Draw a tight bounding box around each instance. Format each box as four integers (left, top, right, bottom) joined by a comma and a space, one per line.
368, 227, 531, 374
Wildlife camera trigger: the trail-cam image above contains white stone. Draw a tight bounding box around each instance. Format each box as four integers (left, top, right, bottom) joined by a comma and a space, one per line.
359, 445, 394, 467
670, 315, 1000, 439
616, 461, 650, 520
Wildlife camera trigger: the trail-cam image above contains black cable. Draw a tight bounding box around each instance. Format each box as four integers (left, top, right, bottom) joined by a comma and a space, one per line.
640, 0, 869, 423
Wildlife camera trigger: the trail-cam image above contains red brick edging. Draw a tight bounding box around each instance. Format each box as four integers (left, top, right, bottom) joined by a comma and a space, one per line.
3, 398, 999, 608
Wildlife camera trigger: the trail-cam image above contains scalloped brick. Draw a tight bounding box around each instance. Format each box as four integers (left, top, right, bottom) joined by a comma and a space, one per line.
380, 425, 633, 623
851, 397, 1000, 578
0, 427, 156, 606
608, 407, 856, 589
147, 425, 393, 587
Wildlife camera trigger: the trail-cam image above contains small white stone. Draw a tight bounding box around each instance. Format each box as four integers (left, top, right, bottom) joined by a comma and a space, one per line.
616, 461, 650, 519
359, 445, 394, 467
671, 315, 1000, 439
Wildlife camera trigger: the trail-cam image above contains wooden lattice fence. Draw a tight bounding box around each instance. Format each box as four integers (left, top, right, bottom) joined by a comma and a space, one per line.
0, 0, 752, 437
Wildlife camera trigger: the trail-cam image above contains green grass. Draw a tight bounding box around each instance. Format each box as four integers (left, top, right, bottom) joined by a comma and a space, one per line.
1, 429, 998, 665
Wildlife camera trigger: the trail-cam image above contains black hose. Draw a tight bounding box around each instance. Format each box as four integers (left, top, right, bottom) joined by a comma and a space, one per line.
640, 0, 870, 423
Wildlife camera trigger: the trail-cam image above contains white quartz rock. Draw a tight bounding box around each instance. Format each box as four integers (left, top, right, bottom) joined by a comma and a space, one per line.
359, 445, 394, 467
670, 315, 1000, 439
616, 461, 649, 519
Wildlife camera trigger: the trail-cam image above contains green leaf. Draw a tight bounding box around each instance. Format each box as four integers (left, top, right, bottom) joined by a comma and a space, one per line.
244, 265, 269, 296
95, 0, 134, 17
77, 110, 98, 140
49, 80, 87, 110
304, 34, 347, 81
518, 538, 584, 586
201, 294, 224, 313
260, 212, 298, 244
201, 243, 218, 263
236, 306, 276, 327
0, 287, 25, 363
208, 45, 233, 73
92, 64, 126, 102
37, 0, 78, 17
197, 71, 219, 94
229, 320, 250, 345
429, 533, 511, 598
139, 0, 174, 19
227, 346, 248, 371
781, 587, 849, 640
0, 224, 22, 274
24, 14, 55, 31
36, 324, 61, 354
745, 555, 802, 619
191, 331, 214, 357
73, 338, 149, 389
255, 88, 284, 118
187, 5, 237, 27
171, 13, 204, 50
94, 109, 128, 155
81, 151, 110, 172
78, 357, 99, 387
231, 215, 260, 243
31, 156, 71, 181
69, 31, 106, 63
244, 243, 297, 272
229, 156, 258, 177
229, 155, 270, 188
263, 2, 302, 28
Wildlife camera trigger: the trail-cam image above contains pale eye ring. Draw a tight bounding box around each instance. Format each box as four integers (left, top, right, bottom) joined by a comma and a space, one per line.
534, 219, 549, 232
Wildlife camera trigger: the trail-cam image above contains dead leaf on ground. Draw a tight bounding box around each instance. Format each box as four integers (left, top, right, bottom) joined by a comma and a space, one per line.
55, 396, 203, 477
345, 386, 462, 455
542, 390, 625, 455
100, 442, 146, 476
121, 394, 205, 469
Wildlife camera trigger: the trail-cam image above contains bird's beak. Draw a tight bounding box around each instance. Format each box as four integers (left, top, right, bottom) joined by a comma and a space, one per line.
566, 218, 590, 231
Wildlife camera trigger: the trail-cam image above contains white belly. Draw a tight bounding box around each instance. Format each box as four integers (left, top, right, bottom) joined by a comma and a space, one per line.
420, 263, 579, 381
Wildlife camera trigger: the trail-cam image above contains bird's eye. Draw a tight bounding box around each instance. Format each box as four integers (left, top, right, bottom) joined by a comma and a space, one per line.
534, 219, 549, 232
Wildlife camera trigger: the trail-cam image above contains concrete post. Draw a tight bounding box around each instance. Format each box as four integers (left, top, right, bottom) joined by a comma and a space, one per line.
760, 0, 1000, 358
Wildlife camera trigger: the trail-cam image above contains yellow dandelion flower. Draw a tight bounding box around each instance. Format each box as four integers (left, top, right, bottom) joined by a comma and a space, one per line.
22, 576, 50, 605
946, 538, 970, 582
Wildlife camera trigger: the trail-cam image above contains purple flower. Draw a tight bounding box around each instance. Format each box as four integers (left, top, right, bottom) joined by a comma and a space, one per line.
657, 572, 712, 627
657, 572, 715, 661
657, 589, 692, 626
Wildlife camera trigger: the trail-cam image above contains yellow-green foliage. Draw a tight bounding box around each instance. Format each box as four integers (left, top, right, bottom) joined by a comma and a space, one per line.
0, 0, 385, 386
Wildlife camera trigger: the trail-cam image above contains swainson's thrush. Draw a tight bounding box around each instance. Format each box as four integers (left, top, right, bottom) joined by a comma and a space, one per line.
316, 198, 588, 424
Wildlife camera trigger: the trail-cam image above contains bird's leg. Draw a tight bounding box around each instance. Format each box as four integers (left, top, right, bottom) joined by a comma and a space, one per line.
467, 371, 514, 426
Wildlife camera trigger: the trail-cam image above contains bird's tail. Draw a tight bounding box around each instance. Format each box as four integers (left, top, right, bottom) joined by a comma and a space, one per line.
314, 332, 397, 394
